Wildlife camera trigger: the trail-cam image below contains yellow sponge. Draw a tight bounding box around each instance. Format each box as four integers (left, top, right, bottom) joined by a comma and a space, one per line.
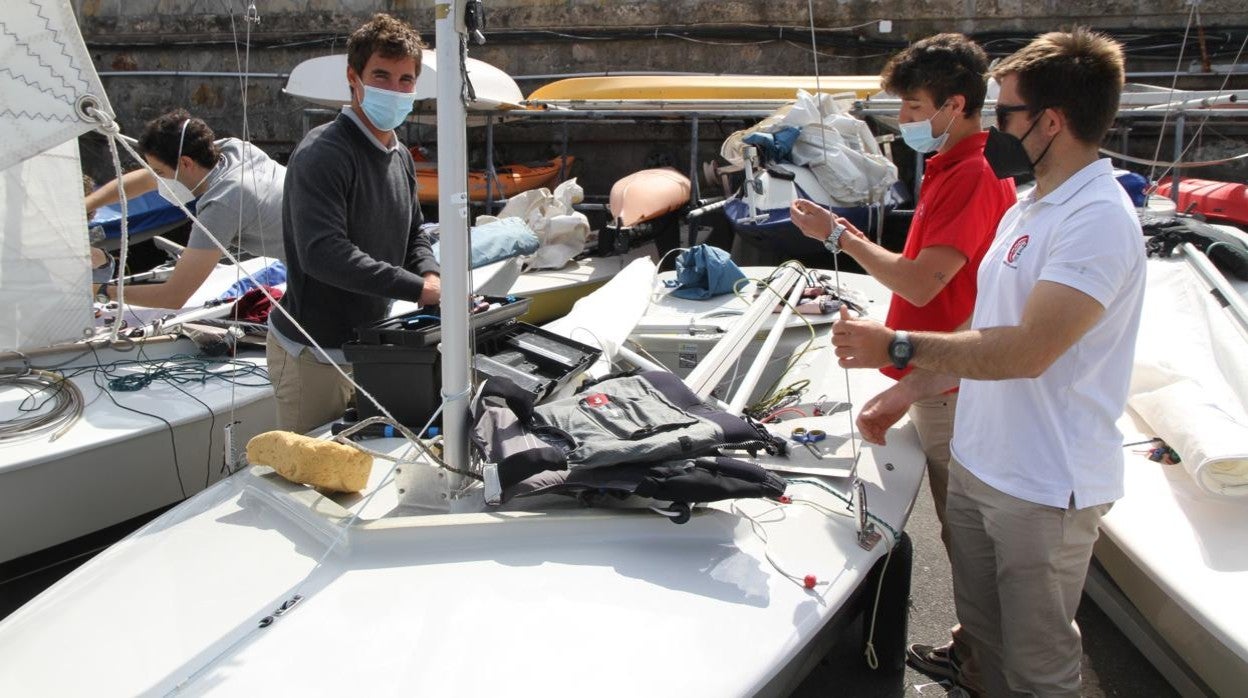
246, 430, 373, 493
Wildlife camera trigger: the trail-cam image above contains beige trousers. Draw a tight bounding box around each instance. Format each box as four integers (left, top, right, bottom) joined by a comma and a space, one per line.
909, 392, 958, 553
265, 332, 354, 434
947, 458, 1111, 697
909, 393, 981, 690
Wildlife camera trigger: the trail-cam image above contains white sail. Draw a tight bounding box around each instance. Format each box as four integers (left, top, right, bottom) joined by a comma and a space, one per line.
0, 140, 93, 352
0, 0, 113, 172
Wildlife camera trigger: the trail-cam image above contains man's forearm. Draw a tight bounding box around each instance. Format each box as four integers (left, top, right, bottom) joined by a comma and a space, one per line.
85, 169, 158, 213
895, 368, 961, 402
910, 326, 1042, 380
841, 235, 933, 307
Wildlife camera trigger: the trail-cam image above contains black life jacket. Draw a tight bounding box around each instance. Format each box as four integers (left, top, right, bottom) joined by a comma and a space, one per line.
470, 370, 786, 504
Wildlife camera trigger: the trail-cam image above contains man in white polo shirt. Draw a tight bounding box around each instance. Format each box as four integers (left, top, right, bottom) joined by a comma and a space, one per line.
829, 28, 1145, 696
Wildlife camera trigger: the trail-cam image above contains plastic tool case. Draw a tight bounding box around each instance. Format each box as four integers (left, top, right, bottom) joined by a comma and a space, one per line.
344, 297, 600, 427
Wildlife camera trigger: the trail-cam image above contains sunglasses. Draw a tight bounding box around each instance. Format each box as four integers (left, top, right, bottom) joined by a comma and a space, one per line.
995, 103, 1031, 130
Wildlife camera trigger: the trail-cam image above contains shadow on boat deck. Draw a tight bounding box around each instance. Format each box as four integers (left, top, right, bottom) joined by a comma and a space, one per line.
792, 479, 1179, 697
0, 481, 1184, 698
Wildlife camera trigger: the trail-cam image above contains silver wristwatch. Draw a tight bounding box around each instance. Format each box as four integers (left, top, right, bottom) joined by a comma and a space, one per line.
823, 222, 847, 255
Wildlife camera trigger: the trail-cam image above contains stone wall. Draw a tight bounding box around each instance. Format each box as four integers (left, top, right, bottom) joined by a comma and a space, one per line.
74, 1, 1248, 191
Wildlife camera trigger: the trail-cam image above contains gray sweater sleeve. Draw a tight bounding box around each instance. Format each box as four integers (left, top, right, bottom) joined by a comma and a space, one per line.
405, 199, 439, 276
286, 139, 428, 302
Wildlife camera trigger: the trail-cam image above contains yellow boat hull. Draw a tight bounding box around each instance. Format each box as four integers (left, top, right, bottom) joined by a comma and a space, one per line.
528, 75, 881, 102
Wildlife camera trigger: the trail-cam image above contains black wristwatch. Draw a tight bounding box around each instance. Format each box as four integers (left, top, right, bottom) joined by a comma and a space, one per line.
888, 330, 913, 370
95, 282, 112, 304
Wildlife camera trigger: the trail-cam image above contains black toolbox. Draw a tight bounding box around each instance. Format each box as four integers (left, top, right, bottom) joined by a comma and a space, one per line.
343, 297, 601, 428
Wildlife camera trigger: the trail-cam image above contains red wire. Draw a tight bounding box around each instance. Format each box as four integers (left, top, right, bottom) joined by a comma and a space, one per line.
762, 407, 808, 423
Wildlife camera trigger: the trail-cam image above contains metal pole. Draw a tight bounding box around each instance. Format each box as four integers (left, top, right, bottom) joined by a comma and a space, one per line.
485, 113, 496, 215
726, 273, 808, 413
912, 151, 925, 202
559, 122, 569, 180
1171, 113, 1184, 207
432, 0, 471, 497
1180, 242, 1248, 343
688, 113, 698, 217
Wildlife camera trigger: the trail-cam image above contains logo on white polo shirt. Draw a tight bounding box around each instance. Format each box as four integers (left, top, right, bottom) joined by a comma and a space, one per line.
1005, 235, 1030, 268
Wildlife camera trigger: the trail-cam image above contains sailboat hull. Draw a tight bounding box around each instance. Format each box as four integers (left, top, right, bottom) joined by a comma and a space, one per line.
0, 338, 275, 564
0, 271, 927, 696
1085, 248, 1248, 697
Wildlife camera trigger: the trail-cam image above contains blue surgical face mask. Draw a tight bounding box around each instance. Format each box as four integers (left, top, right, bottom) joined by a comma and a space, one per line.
356, 81, 416, 131
899, 103, 954, 154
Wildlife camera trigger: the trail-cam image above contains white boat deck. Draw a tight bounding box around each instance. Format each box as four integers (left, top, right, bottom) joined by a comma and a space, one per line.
1092, 248, 1248, 696
0, 270, 927, 697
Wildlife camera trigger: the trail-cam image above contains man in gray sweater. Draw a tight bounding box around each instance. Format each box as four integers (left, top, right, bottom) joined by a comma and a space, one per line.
267, 13, 441, 433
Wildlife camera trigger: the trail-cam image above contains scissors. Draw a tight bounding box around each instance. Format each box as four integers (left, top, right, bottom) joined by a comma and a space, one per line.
790, 427, 827, 458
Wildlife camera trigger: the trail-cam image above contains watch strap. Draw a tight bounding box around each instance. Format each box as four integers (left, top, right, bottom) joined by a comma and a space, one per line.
823, 222, 845, 255
889, 330, 912, 370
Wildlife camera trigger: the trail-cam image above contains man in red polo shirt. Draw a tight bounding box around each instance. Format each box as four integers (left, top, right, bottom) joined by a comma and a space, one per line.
791, 33, 1014, 694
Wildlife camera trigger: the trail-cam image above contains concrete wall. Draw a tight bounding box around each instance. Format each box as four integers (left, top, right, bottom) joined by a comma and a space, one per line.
74, 1, 1248, 191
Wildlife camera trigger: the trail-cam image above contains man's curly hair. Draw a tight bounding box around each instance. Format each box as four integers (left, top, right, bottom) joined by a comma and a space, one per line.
347, 13, 426, 76
881, 33, 989, 116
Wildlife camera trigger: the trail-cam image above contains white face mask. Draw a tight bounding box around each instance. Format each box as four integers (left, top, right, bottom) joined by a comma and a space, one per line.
156, 119, 209, 206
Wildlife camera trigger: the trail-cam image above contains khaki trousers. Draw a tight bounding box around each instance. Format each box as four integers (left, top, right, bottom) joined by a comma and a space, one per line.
909, 393, 982, 691
909, 393, 958, 553
947, 458, 1111, 697
265, 332, 354, 434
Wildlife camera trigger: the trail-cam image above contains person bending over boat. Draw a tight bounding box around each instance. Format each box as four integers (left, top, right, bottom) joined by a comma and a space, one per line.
791, 33, 1014, 694
831, 28, 1144, 697
267, 13, 440, 434
88, 110, 286, 309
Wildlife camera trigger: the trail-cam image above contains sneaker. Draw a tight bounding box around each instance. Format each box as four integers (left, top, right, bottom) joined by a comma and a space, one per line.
906, 641, 959, 682
944, 686, 972, 698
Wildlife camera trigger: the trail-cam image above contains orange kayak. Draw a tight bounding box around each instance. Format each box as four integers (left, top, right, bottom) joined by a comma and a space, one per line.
412, 156, 573, 204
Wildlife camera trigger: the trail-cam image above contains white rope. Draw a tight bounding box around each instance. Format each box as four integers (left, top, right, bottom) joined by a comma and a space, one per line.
101, 124, 130, 342
1100, 143, 1248, 169
861, 533, 895, 670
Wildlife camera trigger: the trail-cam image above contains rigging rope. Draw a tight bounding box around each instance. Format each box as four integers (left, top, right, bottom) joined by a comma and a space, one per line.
0, 367, 85, 442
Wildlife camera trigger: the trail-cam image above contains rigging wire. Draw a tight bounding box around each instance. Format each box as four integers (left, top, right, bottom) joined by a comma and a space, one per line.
1147, 3, 1197, 183
224, 1, 271, 474
1143, 27, 1248, 186
80, 120, 459, 478
804, 0, 862, 477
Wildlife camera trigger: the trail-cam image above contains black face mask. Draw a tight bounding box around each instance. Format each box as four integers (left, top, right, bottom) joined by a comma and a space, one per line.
984, 118, 1053, 180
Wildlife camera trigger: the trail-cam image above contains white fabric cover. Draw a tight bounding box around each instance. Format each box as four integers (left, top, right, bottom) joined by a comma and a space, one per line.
543, 257, 657, 390
720, 90, 896, 206
0, 141, 93, 351
0, 0, 112, 172
1129, 257, 1248, 496
478, 178, 589, 271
